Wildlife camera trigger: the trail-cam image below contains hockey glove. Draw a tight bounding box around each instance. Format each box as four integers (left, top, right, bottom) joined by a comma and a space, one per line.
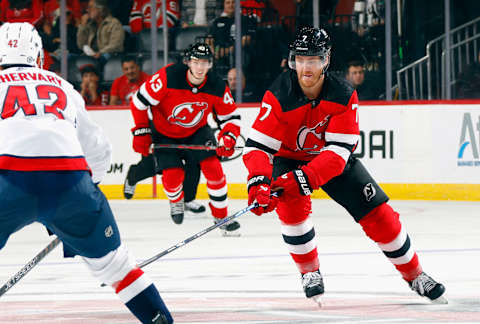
216, 132, 237, 157
247, 175, 278, 215
132, 127, 152, 156
272, 169, 313, 197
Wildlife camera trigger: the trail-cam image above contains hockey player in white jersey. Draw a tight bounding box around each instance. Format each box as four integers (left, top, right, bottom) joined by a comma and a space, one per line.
0, 22, 173, 324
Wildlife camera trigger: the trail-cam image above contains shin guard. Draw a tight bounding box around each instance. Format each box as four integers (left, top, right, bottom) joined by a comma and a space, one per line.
162, 167, 185, 202
359, 203, 423, 281
83, 244, 173, 323
201, 156, 228, 218
277, 196, 319, 274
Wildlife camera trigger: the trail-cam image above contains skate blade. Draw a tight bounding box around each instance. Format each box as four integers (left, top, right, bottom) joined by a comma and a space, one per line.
221, 229, 241, 237
431, 295, 448, 304
309, 295, 322, 307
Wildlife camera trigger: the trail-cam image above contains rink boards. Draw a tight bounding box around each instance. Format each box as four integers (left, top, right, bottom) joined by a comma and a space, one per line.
87, 100, 480, 200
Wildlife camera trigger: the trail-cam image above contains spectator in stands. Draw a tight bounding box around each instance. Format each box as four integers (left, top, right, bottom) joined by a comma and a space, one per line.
43, 0, 83, 26
345, 60, 379, 100
77, 0, 125, 65
79, 64, 109, 105
227, 67, 260, 102
180, 0, 221, 28
39, 7, 81, 58
0, 0, 44, 27
129, 0, 180, 33
207, 0, 257, 62
109, 55, 150, 105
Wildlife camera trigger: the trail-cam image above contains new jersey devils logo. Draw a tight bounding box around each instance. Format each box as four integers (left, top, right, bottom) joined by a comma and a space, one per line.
168, 102, 208, 127
296, 115, 330, 153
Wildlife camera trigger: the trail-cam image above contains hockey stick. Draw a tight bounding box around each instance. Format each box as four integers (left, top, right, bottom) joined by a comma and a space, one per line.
152, 143, 244, 151
0, 237, 61, 298
100, 190, 281, 286
137, 189, 282, 269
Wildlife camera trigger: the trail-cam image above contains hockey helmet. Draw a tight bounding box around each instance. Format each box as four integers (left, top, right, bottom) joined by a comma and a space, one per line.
0, 22, 44, 68
183, 42, 213, 68
288, 26, 331, 71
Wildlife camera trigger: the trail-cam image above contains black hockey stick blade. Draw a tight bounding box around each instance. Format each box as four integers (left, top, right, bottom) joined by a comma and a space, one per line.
152, 143, 244, 151
0, 237, 61, 298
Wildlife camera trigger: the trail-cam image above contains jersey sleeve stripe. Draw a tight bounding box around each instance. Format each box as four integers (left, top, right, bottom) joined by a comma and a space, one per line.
139, 83, 160, 106
247, 128, 282, 152
132, 91, 148, 110
243, 146, 274, 163
325, 132, 359, 145
217, 111, 240, 121
320, 144, 351, 162
245, 138, 278, 155
324, 140, 355, 152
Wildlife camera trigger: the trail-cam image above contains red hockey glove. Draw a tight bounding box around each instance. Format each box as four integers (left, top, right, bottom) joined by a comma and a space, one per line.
131, 127, 152, 156
247, 175, 279, 215
272, 169, 313, 197
216, 132, 237, 157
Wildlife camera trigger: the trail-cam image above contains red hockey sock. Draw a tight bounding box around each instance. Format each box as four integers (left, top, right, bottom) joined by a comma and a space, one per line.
359, 203, 423, 281
201, 156, 228, 218
162, 167, 184, 202
277, 196, 319, 274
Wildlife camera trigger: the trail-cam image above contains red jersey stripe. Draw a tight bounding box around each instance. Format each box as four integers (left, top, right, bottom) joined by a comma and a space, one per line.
0, 155, 90, 171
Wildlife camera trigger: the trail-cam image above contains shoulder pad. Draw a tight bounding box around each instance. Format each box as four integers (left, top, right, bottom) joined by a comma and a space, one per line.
165, 63, 190, 90
322, 73, 355, 107
202, 70, 226, 97
268, 70, 310, 112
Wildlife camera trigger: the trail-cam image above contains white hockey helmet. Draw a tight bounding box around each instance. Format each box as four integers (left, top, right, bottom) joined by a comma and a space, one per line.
0, 22, 44, 68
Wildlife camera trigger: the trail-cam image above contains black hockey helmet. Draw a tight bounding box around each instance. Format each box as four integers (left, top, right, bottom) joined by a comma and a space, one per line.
183, 42, 213, 63
288, 27, 331, 71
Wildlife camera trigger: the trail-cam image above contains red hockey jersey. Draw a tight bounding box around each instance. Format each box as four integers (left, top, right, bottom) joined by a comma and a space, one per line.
131, 63, 239, 139
129, 0, 180, 33
244, 71, 360, 186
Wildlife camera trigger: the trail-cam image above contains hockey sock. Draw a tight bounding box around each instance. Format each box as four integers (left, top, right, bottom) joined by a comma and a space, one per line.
83, 244, 173, 323
277, 196, 319, 273
359, 203, 423, 281
162, 167, 185, 202
124, 282, 173, 324
200, 156, 228, 218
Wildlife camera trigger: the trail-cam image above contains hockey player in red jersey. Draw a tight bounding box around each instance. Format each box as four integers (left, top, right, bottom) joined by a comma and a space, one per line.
243, 27, 446, 304
0, 23, 172, 323
130, 42, 241, 236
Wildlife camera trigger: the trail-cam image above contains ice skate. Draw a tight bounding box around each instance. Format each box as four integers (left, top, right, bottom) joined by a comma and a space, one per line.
185, 200, 206, 214
214, 217, 241, 237
408, 272, 447, 304
170, 198, 184, 225
302, 270, 324, 306
123, 166, 136, 199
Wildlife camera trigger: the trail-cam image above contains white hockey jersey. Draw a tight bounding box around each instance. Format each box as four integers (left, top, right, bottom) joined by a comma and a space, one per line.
0, 66, 111, 183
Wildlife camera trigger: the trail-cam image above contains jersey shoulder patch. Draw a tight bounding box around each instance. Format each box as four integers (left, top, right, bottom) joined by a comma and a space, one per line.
203, 70, 226, 98
165, 63, 190, 90
323, 73, 355, 107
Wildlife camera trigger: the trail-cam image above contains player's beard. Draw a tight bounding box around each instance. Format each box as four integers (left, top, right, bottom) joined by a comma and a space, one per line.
298, 69, 323, 88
